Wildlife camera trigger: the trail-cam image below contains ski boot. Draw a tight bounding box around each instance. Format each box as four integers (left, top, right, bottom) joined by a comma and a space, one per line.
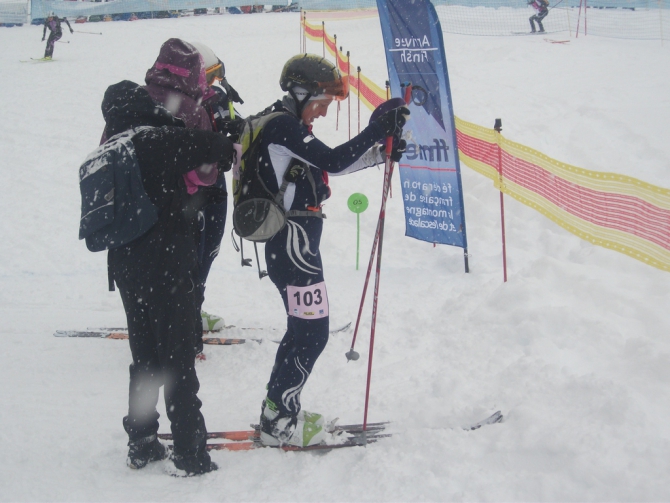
259, 398, 326, 447
201, 311, 225, 332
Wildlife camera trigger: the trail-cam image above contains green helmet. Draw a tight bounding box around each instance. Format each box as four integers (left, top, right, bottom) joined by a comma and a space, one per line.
280, 54, 348, 100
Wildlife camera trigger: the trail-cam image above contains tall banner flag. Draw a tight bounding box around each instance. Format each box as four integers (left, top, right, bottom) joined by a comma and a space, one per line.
376, 0, 469, 263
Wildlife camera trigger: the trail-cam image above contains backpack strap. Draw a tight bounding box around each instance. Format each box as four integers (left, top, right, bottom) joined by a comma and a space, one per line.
275, 161, 325, 219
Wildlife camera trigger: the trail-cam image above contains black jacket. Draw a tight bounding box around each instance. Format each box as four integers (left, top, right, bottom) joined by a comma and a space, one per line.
101, 81, 232, 288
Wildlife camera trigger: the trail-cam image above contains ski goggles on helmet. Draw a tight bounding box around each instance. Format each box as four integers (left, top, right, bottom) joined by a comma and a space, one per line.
205, 61, 225, 85
315, 75, 349, 101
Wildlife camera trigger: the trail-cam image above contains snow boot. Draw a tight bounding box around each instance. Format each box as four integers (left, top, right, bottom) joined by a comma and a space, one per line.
126, 434, 168, 469
201, 311, 225, 331
169, 451, 218, 477
259, 398, 326, 447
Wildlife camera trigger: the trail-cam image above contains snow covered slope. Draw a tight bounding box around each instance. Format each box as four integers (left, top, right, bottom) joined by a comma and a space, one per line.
0, 12, 669, 501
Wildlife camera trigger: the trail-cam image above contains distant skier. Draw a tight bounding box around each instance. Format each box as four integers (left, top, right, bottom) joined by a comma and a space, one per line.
528, 0, 549, 33
41, 12, 72, 60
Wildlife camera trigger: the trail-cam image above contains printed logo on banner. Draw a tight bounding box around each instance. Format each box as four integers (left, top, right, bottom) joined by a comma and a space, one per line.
377, 0, 469, 249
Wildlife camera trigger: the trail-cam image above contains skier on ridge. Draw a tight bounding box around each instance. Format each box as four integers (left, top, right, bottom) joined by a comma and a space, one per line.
41, 12, 72, 60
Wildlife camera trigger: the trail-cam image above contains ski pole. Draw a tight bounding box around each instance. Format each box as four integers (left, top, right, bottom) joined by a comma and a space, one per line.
73, 30, 102, 35
362, 135, 394, 433
345, 163, 390, 362
346, 85, 412, 362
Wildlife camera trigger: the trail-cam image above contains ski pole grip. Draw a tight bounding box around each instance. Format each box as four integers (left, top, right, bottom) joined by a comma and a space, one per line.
403, 84, 412, 105
385, 136, 393, 159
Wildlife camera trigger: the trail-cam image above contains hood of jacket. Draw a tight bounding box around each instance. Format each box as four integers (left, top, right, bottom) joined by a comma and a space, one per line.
144, 38, 207, 103
101, 80, 184, 138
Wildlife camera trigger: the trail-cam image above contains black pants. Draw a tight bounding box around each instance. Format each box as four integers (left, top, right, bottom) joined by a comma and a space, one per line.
530, 11, 548, 32
44, 31, 61, 58
115, 271, 208, 457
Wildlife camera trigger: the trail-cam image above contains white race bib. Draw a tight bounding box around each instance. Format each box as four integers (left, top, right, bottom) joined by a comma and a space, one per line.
286, 282, 329, 319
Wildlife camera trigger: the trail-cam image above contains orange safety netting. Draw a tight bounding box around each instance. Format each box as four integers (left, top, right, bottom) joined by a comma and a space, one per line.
303, 14, 670, 272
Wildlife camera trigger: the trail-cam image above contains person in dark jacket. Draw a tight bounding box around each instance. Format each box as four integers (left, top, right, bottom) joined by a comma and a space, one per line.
42, 13, 72, 59
528, 0, 550, 33
101, 80, 233, 476
143, 38, 236, 352
254, 54, 408, 448
190, 42, 245, 334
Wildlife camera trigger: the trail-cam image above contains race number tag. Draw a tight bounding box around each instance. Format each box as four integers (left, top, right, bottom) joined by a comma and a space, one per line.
286, 282, 329, 320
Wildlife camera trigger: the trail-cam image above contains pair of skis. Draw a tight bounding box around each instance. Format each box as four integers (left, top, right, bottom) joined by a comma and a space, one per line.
159, 421, 391, 452
53, 322, 352, 346
156, 411, 503, 453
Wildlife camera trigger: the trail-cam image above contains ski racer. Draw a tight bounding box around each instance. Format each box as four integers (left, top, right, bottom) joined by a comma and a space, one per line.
528, 0, 550, 33
41, 12, 72, 60
101, 80, 233, 475
254, 54, 409, 447
143, 38, 233, 353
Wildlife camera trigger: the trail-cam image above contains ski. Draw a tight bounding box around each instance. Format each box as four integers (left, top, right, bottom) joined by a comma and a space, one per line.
81, 321, 351, 335
157, 421, 389, 441
160, 421, 391, 452
53, 330, 258, 345
20, 58, 56, 63
463, 410, 503, 431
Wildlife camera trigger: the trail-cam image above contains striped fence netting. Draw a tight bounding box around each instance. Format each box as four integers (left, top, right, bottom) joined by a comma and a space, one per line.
303, 15, 387, 113
455, 117, 670, 272
433, 0, 669, 40
304, 13, 670, 272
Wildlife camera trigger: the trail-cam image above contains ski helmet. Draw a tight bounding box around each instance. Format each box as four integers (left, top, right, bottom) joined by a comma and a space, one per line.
280, 54, 349, 101
190, 42, 225, 86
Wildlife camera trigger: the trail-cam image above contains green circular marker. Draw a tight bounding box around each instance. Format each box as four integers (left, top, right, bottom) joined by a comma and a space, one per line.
347, 193, 369, 214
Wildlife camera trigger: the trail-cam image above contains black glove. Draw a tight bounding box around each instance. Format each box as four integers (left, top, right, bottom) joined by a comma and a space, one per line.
222, 80, 244, 104
375, 106, 410, 137
219, 116, 245, 142
209, 134, 234, 170
382, 139, 407, 162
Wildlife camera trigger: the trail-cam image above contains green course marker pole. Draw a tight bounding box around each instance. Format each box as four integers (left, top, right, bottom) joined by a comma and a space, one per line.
347, 193, 369, 270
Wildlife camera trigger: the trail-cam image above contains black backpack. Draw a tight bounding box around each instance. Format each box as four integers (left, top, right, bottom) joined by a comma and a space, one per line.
78, 128, 158, 252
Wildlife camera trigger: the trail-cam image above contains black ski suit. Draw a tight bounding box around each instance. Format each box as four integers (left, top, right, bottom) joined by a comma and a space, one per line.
42, 16, 72, 58
101, 81, 233, 463
256, 98, 387, 418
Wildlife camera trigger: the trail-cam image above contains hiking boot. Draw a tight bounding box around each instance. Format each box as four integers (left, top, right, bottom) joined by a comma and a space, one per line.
201, 311, 225, 332
126, 434, 168, 469
259, 399, 326, 447
169, 451, 218, 477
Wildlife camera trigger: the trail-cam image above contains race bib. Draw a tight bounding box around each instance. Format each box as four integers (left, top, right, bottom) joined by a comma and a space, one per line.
286, 282, 329, 320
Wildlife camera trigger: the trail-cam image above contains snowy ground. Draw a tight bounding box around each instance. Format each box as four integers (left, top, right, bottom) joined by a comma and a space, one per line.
1, 11, 669, 502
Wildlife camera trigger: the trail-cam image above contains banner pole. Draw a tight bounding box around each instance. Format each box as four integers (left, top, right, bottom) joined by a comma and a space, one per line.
347, 51, 351, 140
322, 21, 325, 57
357, 66, 361, 134
494, 118, 508, 283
